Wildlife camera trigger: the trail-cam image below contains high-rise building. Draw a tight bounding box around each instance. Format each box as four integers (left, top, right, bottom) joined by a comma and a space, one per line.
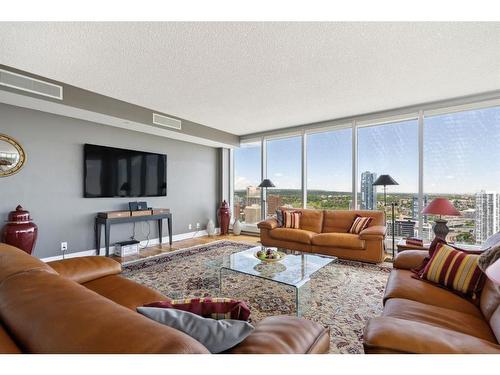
246, 186, 261, 206
387, 219, 416, 238
267, 194, 283, 216
475, 191, 500, 243
360, 171, 377, 210
243, 204, 261, 224
412, 195, 428, 223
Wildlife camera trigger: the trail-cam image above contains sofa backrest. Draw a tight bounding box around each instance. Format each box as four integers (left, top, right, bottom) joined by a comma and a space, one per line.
0, 244, 209, 353
279, 207, 324, 233
480, 279, 500, 343
322, 210, 385, 233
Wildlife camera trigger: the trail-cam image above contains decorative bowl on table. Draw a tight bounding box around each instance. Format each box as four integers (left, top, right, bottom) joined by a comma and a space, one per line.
255, 248, 286, 262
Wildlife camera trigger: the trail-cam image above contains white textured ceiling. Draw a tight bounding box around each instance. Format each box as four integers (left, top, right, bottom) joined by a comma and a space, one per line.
1, 22, 500, 136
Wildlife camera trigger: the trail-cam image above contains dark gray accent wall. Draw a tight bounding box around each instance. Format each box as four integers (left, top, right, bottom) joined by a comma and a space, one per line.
0, 103, 219, 259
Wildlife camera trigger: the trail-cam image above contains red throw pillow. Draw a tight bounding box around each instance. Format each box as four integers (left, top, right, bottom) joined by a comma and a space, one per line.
418, 243, 485, 302
144, 297, 251, 321
412, 237, 483, 276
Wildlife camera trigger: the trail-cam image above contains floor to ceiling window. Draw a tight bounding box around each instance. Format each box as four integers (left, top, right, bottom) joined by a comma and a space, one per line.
266, 136, 302, 217
306, 128, 352, 210
232, 100, 500, 249
233, 141, 261, 226
424, 106, 500, 245
357, 118, 419, 248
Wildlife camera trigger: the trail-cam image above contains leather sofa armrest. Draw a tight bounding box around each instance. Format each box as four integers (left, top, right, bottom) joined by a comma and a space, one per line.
393, 250, 429, 270
258, 218, 279, 230
363, 317, 500, 354
359, 225, 386, 240
47, 256, 122, 284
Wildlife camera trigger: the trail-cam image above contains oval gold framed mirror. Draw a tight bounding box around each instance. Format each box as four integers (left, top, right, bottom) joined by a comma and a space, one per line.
0, 134, 26, 177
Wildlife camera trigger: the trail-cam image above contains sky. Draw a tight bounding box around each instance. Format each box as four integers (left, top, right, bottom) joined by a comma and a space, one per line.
234, 106, 500, 194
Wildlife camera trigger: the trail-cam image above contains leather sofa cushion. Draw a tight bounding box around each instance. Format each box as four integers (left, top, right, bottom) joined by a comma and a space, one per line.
225, 316, 330, 354
0, 269, 208, 353
83, 274, 168, 310
383, 298, 497, 342
384, 269, 482, 318
0, 243, 57, 283
311, 233, 365, 250
280, 208, 323, 233
48, 256, 122, 284
322, 210, 384, 233
0, 323, 21, 354
269, 228, 316, 244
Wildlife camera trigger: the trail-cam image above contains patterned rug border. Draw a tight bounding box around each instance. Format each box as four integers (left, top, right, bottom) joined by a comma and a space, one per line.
122, 240, 255, 272
122, 240, 392, 274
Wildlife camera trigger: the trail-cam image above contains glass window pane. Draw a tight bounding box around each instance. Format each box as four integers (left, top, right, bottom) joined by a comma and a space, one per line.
306, 128, 352, 210
233, 141, 261, 226
357, 119, 419, 250
424, 107, 500, 245
266, 136, 302, 216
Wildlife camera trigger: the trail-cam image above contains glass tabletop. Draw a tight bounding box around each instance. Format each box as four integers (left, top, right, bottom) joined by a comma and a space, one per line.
221, 246, 336, 288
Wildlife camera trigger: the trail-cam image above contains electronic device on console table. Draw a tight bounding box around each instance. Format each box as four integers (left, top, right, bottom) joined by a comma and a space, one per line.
114, 240, 140, 257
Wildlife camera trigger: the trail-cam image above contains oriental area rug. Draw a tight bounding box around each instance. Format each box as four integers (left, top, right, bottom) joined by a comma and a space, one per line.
122, 240, 391, 354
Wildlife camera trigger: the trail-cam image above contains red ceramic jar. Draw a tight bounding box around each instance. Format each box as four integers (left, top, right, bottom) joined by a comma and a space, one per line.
217, 200, 231, 235
1, 205, 38, 255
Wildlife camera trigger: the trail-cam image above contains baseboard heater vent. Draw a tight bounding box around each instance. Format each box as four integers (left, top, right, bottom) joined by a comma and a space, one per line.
0, 69, 63, 100
153, 113, 182, 130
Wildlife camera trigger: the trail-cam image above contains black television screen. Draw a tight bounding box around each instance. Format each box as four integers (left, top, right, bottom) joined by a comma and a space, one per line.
84, 144, 167, 198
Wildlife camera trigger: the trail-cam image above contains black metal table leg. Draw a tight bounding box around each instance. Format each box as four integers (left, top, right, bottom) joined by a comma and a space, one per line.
168, 217, 172, 245
105, 223, 111, 257
158, 219, 163, 246
95, 220, 102, 256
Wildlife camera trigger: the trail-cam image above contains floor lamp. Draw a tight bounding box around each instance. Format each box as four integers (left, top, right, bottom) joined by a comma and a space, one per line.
372, 175, 399, 259
258, 179, 275, 220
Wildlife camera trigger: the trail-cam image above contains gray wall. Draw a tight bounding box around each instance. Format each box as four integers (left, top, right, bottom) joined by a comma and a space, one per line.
0, 103, 219, 259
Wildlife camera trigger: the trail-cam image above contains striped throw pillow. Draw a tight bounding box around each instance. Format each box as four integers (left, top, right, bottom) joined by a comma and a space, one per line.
420, 243, 485, 301
282, 210, 301, 229
348, 216, 372, 234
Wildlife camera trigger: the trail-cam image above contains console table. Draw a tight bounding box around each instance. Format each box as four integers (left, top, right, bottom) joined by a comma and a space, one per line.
95, 212, 172, 256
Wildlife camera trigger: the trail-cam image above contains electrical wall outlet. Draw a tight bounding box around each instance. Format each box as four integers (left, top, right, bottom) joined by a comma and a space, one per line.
188, 224, 192, 230
196, 222, 200, 230
61, 242, 68, 252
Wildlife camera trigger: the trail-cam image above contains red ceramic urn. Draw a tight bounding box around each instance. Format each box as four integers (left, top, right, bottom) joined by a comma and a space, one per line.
217, 200, 231, 235
1, 205, 38, 255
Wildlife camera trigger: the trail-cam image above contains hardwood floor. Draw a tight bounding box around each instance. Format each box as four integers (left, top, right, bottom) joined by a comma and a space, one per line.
111, 233, 260, 264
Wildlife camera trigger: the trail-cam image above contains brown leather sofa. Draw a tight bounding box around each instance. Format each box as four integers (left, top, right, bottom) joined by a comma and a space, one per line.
258, 208, 386, 263
0, 243, 330, 354
363, 250, 500, 353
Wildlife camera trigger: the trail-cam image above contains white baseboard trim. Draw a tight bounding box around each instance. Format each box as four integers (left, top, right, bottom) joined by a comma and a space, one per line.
40, 228, 220, 262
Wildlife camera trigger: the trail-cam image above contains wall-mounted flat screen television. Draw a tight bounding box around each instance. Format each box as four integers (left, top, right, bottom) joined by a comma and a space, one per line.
84, 144, 167, 198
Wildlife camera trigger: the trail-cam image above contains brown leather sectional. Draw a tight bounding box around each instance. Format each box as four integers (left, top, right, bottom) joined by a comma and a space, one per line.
0, 243, 330, 354
258, 208, 387, 263
363, 250, 500, 353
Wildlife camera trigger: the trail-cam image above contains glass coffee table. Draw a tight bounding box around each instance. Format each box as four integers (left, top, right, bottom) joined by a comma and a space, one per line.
218, 246, 337, 316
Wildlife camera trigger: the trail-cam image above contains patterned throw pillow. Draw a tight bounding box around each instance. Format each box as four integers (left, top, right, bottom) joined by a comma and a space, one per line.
420, 243, 485, 301
348, 215, 372, 234
144, 297, 251, 321
282, 210, 301, 229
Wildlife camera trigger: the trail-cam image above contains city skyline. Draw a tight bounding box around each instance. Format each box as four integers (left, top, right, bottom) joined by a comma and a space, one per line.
234, 106, 500, 194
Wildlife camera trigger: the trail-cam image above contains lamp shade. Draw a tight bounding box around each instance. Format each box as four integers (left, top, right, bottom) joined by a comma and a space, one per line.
485, 259, 500, 285
372, 174, 399, 186
422, 198, 461, 216
258, 179, 275, 188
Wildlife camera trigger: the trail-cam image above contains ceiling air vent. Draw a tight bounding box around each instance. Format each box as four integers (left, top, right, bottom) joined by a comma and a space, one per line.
153, 113, 182, 130
0, 69, 63, 100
